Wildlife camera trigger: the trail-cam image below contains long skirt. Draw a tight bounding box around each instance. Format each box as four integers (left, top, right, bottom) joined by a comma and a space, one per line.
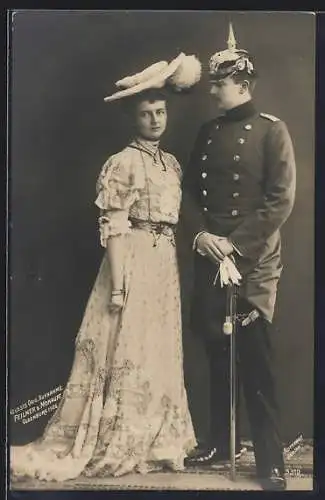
10, 228, 197, 481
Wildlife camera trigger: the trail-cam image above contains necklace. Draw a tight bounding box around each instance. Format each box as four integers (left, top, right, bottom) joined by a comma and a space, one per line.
128, 139, 167, 171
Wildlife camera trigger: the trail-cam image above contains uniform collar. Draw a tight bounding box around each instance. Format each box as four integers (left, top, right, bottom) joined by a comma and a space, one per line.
220, 100, 257, 122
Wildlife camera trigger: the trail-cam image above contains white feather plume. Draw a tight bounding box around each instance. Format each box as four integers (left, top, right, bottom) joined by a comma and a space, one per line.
167, 55, 202, 91
115, 61, 169, 89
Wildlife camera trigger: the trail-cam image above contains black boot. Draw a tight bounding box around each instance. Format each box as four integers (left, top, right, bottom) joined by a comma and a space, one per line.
185, 445, 246, 467
258, 467, 287, 491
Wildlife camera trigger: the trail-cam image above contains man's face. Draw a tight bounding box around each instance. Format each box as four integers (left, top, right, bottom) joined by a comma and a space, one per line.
135, 100, 167, 141
209, 76, 243, 111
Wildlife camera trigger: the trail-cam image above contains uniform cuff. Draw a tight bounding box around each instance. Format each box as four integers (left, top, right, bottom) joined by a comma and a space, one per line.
229, 238, 244, 256
193, 231, 207, 255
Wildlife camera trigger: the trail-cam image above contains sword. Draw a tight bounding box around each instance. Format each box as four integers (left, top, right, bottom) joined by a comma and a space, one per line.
223, 283, 238, 481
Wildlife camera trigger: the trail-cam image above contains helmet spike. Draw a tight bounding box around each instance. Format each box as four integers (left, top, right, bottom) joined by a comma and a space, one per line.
227, 22, 237, 51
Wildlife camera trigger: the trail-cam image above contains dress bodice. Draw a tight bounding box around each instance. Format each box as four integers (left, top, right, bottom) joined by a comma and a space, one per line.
95, 138, 182, 247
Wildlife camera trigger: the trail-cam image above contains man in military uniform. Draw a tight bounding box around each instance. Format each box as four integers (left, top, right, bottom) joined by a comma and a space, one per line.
182, 25, 296, 491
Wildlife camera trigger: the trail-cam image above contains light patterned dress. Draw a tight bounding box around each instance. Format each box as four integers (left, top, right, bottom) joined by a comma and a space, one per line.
10, 138, 197, 482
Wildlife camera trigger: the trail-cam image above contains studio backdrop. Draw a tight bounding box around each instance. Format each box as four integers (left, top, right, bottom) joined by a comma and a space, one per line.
9, 10, 315, 444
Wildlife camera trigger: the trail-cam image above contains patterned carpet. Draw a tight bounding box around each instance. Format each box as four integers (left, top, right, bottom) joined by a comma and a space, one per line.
10, 474, 313, 491
10, 437, 313, 491
206, 436, 314, 478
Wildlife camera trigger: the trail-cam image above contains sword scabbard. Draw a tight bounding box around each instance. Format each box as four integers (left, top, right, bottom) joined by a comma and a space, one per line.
229, 284, 237, 481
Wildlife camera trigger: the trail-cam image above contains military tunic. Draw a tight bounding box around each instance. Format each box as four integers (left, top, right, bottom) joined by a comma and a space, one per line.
181, 100, 296, 474
181, 100, 296, 328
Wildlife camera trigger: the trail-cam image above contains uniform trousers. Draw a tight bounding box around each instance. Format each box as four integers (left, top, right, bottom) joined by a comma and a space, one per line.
191, 255, 285, 476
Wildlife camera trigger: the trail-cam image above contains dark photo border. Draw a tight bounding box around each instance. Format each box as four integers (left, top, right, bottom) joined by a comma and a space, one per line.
3, 6, 325, 500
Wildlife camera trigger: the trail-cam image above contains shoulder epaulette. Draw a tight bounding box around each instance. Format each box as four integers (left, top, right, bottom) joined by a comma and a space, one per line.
260, 112, 280, 122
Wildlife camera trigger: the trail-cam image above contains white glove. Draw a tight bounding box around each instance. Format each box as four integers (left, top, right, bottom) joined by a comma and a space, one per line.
213, 256, 242, 288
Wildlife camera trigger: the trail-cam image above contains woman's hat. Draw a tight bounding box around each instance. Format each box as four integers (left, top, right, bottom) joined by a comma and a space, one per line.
209, 23, 256, 82
104, 52, 202, 102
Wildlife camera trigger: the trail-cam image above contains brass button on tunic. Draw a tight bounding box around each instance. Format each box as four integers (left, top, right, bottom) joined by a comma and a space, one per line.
181, 100, 296, 326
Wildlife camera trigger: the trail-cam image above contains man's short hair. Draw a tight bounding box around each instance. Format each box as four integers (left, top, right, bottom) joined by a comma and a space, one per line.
232, 71, 258, 93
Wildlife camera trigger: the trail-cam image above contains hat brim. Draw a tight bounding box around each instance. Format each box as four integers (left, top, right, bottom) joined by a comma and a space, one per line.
209, 68, 237, 82
104, 53, 185, 102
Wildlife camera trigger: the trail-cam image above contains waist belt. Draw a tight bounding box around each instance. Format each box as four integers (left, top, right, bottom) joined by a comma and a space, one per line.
129, 218, 176, 246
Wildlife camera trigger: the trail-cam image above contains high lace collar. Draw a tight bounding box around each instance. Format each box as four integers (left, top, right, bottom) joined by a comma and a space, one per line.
128, 137, 167, 171
130, 137, 161, 158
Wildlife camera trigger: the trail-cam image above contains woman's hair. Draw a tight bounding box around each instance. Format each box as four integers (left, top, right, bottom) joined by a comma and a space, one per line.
120, 88, 168, 116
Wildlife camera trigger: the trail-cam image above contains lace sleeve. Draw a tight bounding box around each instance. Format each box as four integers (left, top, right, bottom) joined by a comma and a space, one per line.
95, 153, 140, 246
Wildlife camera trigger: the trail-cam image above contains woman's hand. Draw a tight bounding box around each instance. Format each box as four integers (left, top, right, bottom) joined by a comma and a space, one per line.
109, 290, 125, 313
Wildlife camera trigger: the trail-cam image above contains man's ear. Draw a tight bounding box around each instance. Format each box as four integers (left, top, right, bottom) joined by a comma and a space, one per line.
239, 80, 249, 94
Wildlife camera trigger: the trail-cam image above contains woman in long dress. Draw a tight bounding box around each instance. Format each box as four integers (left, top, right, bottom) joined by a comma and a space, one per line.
11, 53, 202, 482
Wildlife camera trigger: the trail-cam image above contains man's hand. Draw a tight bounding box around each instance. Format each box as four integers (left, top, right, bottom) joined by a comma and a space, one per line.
196, 232, 233, 264
215, 237, 234, 258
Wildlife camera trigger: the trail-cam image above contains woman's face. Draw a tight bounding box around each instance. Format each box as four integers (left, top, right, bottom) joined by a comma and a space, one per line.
134, 99, 167, 141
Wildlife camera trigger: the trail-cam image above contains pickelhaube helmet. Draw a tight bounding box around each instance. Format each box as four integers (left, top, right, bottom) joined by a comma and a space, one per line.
209, 23, 257, 82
